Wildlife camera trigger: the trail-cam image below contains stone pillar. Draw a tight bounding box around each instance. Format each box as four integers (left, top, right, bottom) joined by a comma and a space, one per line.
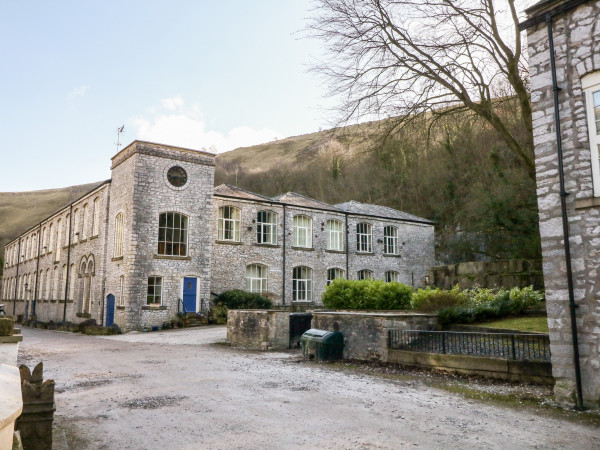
16, 363, 55, 450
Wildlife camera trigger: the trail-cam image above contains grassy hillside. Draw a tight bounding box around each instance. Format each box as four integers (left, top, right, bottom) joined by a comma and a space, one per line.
0, 182, 105, 248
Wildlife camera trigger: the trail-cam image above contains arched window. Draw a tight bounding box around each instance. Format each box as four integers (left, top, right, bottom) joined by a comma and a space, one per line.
326, 219, 344, 251
246, 264, 268, 293
24, 237, 29, 261
114, 213, 124, 257
41, 227, 47, 254
257, 211, 277, 245
64, 214, 70, 246
69, 264, 76, 300
56, 219, 62, 260
38, 270, 45, 300
293, 266, 313, 302
48, 223, 54, 254
327, 268, 345, 285
73, 209, 80, 241
356, 223, 372, 253
383, 226, 399, 255
357, 269, 374, 280
45, 268, 51, 299
385, 271, 399, 283
53, 267, 59, 299
293, 215, 312, 248
82, 204, 89, 239
158, 212, 188, 256
92, 197, 100, 236
119, 275, 125, 306
217, 206, 241, 242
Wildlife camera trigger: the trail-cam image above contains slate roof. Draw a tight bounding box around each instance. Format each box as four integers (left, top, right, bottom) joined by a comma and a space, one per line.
335, 200, 433, 224
213, 184, 274, 202
272, 192, 343, 211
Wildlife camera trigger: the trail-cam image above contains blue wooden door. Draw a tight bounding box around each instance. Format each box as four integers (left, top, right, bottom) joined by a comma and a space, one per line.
183, 278, 197, 313
106, 294, 115, 326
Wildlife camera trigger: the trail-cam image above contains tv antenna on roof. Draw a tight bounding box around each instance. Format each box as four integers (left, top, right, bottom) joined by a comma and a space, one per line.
115, 125, 125, 152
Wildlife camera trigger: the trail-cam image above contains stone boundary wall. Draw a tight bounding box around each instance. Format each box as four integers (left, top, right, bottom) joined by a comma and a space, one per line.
312, 311, 438, 361
428, 259, 544, 290
388, 350, 553, 385
227, 310, 290, 350
0, 332, 23, 450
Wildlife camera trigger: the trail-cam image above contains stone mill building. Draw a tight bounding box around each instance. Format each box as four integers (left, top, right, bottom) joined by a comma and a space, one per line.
2, 141, 435, 332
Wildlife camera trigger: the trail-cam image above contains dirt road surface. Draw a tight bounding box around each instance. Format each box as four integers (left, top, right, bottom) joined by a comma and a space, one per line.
16, 327, 600, 449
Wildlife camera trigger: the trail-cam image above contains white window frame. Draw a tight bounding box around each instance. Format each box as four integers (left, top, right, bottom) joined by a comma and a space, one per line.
357, 269, 374, 280
327, 268, 345, 285
384, 226, 399, 255
583, 72, 600, 197
356, 223, 372, 253
147, 276, 162, 306
256, 211, 277, 245
158, 212, 188, 256
218, 206, 241, 242
73, 209, 80, 241
114, 213, 124, 258
292, 266, 313, 302
246, 264, 268, 293
385, 271, 399, 282
293, 215, 312, 248
326, 219, 344, 251
82, 204, 88, 239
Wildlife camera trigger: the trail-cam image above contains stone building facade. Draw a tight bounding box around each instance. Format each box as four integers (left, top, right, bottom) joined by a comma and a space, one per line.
521, 0, 600, 407
2, 141, 434, 332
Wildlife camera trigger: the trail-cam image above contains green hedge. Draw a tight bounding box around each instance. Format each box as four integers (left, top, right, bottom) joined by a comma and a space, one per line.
214, 289, 272, 310
322, 279, 413, 310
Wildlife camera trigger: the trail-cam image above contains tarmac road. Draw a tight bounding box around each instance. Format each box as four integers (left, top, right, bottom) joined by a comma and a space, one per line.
16, 326, 600, 449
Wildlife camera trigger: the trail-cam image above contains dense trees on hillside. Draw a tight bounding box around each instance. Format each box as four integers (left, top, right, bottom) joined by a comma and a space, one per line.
215, 105, 540, 263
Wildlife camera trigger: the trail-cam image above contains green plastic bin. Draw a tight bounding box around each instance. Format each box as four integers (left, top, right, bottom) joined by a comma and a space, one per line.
300, 328, 344, 361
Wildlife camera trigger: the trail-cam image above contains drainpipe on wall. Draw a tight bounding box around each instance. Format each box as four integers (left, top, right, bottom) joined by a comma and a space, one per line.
546, 12, 584, 410
63, 204, 74, 322
282, 204, 287, 305
13, 239, 21, 315
33, 223, 42, 317
345, 213, 350, 276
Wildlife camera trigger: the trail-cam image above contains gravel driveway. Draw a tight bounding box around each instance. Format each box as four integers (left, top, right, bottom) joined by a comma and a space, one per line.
16, 326, 600, 449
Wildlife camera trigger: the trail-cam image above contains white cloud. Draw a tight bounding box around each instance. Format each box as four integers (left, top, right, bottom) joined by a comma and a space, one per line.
130, 97, 281, 153
67, 85, 90, 100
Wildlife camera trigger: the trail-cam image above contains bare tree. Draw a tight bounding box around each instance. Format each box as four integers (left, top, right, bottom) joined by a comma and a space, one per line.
309, 0, 535, 179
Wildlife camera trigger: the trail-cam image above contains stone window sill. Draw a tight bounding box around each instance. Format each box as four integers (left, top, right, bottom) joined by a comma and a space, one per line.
215, 240, 242, 245
153, 254, 191, 260
76, 312, 91, 318
89, 235, 99, 241
116, 306, 125, 310
254, 243, 280, 248
291, 246, 314, 251
383, 253, 401, 258
79, 238, 88, 243
142, 305, 168, 310
575, 196, 600, 210
111, 256, 124, 262
356, 252, 374, 256
325, 249, 345, 254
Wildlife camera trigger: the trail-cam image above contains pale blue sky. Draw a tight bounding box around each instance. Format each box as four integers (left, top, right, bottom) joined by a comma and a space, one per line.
0, 1, 331, 191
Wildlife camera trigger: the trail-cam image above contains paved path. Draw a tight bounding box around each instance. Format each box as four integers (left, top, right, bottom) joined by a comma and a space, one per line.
16, 327, 600, 449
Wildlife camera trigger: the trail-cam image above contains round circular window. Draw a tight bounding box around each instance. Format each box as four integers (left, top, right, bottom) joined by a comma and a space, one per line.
167, 166, 188, 188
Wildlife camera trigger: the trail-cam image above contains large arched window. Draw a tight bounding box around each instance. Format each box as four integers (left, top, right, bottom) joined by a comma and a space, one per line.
356, 223, 372, 253
114, 213, 124, 257
385, 271, 399, 283
383, 226, 399, 255
327, 268, 345, 285
246, 264, 268, 293
293, 215, 312, 248
92, 197, 100, 236
217, 206, 241, 242
326, 219, 344, 251
357, 269, 374, 280
256, 211, 277, 245
293, 266, 313, 302
56, 219, 62, 260
82, 203, 89, 239
158, 212, 188, 256
119, 275, 125, 306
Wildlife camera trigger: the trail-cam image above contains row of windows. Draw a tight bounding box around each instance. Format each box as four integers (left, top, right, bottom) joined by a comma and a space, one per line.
4, 197, 101, 267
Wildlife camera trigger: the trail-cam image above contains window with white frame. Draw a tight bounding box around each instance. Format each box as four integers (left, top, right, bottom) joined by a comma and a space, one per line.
326, 219, 344, 251
114, 213, 124, 257
583, 72, 600, 196
92, 197, 100, 236
293, 215, 312, 248
147, 276, 162, 305
64, 214, 70, 246
73, 209, 80, 241
356, 223, 372, 252
119, 275, 125, 306
293, 266, 312, 301
69, 264, 75, 300
327, 268, 345, 285
256, 211, 277, 245
385, 271, 399, 282
158, 212, 188, 256
384, 226, 399, 255
48, 223, 54, 254
218, 206, 241, 241
82, 204, 88, 239
56, 219, 62, 260
41, 227, 47, 254
357, 269, 374, 280
246, 264, 268, 293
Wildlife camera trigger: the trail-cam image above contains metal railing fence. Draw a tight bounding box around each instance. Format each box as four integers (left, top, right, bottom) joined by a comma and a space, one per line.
388, 329, 550, 362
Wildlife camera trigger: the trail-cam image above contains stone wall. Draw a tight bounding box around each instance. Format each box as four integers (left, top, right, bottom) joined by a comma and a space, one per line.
525, 0, 600, 407
0, 321, 23, 450
227, 309, 290, 350
428, 259, 544, 290
312, 311, 438, 361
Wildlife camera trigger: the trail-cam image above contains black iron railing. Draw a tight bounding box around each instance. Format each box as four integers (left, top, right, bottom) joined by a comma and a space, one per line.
388, 329, 551, 362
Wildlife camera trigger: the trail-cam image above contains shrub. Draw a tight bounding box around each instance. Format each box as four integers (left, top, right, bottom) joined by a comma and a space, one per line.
410, 285, 466, 312
210, 303, 229, 325
215, 290, 272, 310
322, 279, 413, 310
